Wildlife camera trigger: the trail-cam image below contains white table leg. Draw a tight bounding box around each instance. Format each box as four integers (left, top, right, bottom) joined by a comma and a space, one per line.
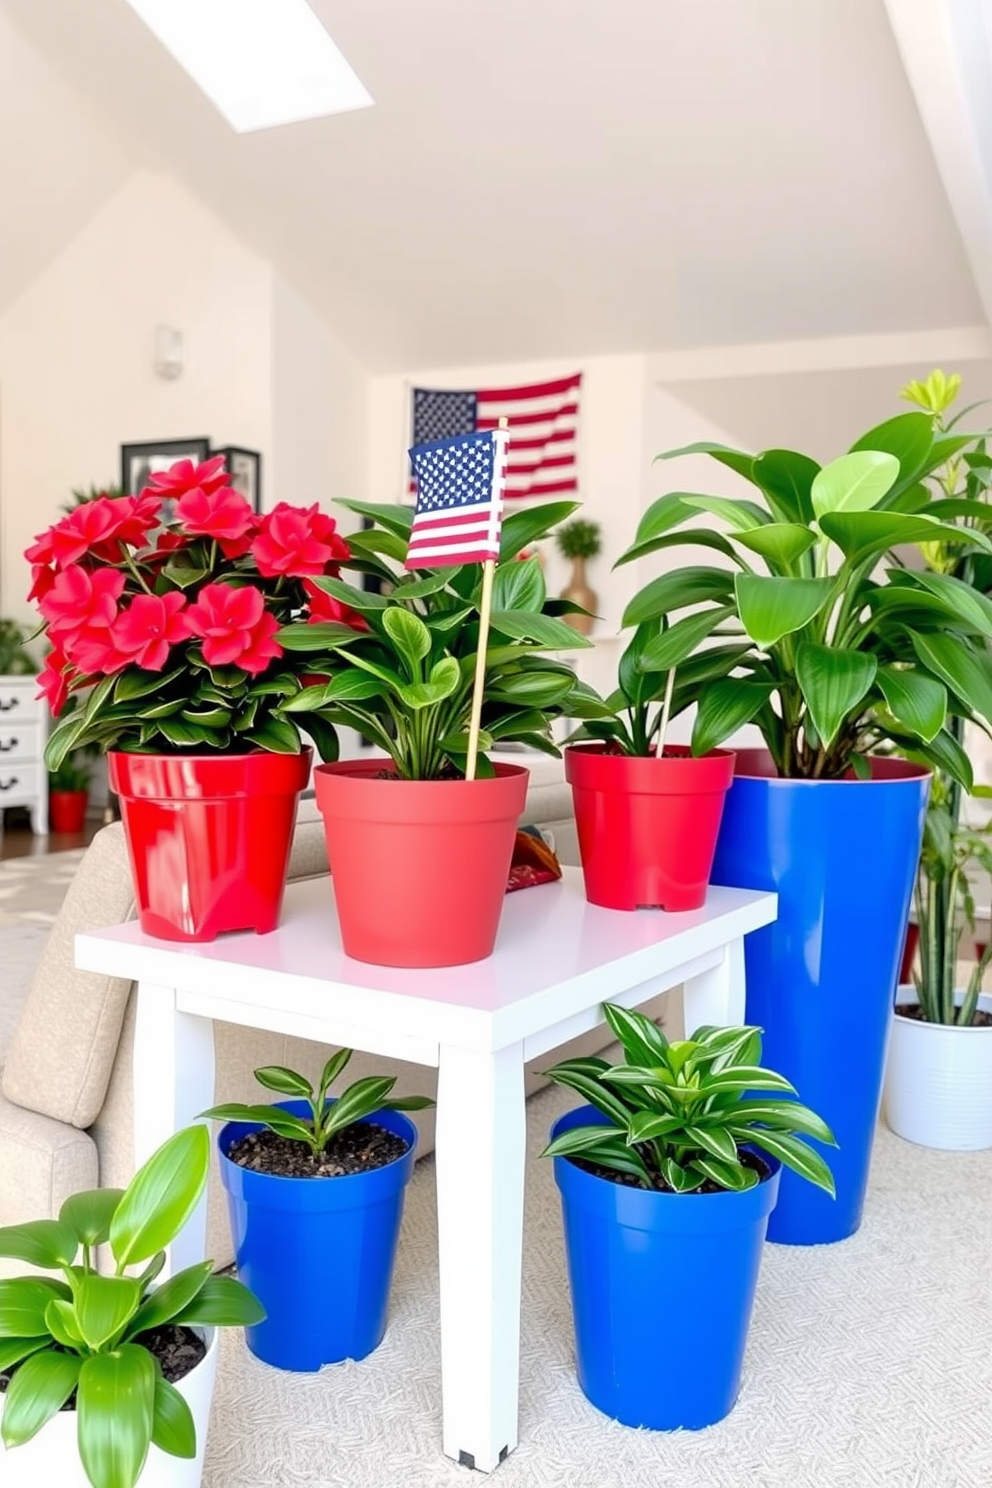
132, 980, 215, 1278
683, 937, 746, 1033
434, 1041, 526, 1471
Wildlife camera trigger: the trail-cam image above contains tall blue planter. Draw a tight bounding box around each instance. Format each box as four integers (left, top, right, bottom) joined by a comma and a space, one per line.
552, 1106, 781, 1430
218, 1100, 418, 1370
711, 750, 929, 1246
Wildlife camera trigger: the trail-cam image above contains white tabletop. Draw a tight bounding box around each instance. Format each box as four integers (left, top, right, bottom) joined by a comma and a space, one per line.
76, 868, 777, 1057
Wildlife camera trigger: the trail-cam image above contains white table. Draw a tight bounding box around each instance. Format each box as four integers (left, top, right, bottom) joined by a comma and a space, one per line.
76, 867, 776, 1472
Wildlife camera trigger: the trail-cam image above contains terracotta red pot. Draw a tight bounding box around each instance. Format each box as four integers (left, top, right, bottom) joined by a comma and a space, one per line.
313, 761, 529, 967
49, 788, 89, 835
108, 749, 312, 943
565, 743, 735, 911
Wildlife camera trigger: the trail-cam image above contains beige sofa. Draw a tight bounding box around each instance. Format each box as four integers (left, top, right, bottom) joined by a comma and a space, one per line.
0, 772, 653, 1269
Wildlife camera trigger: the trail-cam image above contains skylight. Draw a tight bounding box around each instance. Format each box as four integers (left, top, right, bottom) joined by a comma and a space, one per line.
123, 0, 373, 134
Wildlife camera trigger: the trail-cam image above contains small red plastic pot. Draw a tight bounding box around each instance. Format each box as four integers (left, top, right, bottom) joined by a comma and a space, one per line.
49, 788, 88, 835
314, 760, 528, 967
565, 743, 735, 912
108, 749, 312, 942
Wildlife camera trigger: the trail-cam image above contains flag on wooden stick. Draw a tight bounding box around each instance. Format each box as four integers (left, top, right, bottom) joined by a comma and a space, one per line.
405, 429, 508, 570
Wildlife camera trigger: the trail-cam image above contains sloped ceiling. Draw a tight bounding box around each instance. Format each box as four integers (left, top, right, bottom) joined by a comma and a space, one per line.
0, 6, 135, 317
0, 0, 983, 372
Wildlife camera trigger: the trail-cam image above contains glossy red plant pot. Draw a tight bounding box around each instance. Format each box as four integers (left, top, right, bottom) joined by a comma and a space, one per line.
49, 788, 88, 835
108, 749, 312, 943
565, 743, 736, 912
314, 760, 528, 967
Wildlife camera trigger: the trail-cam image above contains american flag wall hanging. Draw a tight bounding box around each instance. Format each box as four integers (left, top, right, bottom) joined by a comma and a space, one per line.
409, 372, 581, 501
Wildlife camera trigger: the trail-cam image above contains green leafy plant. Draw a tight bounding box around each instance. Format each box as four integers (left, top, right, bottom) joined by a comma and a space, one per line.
0, 619, 36, 676
48, 750, 94, 792
555, 518, 602, 562
0, 1126, 262, 1488
199, 1050, 435, 1156
275, 500, 599, 779
542, 1002, 837, 1194
613, 387, 992, 785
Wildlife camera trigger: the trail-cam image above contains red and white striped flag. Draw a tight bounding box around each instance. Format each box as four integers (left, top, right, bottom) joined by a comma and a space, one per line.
405, 430, 508, 569
409, 373, 580, 501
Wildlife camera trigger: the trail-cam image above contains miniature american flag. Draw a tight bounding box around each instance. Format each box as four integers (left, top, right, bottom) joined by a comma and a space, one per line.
405, 429, 508, 570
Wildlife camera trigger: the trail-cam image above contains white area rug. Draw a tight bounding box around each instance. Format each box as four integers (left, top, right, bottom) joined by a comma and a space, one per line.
0, 848, 85, 927
204, 1078, 992, 1488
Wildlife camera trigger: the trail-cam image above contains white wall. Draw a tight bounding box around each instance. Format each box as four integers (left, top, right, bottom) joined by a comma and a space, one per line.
270, 274, 370, 522
0, 169, 274, 620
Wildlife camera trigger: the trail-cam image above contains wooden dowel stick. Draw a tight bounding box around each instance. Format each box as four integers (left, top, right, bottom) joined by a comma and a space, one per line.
657, 666, 677, 758
466, 558, 496, 780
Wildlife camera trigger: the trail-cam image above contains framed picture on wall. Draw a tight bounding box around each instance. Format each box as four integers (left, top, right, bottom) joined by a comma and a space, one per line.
213, 446, 262, 513
120, 437, 211, 498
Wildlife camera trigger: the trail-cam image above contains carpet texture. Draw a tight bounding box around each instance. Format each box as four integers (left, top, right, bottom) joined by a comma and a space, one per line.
0, 849, 85, 927
204, 1077, 992, 1488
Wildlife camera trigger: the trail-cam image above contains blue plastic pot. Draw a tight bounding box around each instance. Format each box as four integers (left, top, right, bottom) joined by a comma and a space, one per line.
551, 1106, 781, 1430
711, 750, 929, 1246
218, 1099, 418, 1371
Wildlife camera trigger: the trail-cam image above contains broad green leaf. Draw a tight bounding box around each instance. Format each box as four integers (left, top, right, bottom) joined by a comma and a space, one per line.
74, 1275, 141, 1352
319, 1047, 352, 1095
486, 672, 574, 707
656, 441, 756, 483
542, 1128, 651, 1183
310, 673, 383, 705
307, 574, 389, 613
276, 620, 374, 652
0, 1218, 78, 1268
492, 556, 545, 612
818, 510, 991, 562
541, 1059, 634, 1128
679, 495, 769, 530
382, 606, 431, 669
347, 526, 408, 564
723, 1099, 836, 1146
0, 1278, 71, 1338
691, 679, 775, 755
752, 449, 819, 523
911, 632, 992, 727
109, 1127, 210, 1270
397, 658, 461, 710
795, 643, 877, 748
897, 725, 972, 792
743, 1129, 836, 1195
252, 1066, 314, 1098
704, 1066, 797, 1096
638, 605, 736, 673
623, 568, 735, 627
46, 1298, 84, 1349
616, 528, 739, 568
663, 1158, 703, 1192
691, 1156, 755, 1191
489, 610, 592, 648
849, 411, 934, 488
0, 1350, 81, 1447
391, 569, 454, 600
499, 499, 579, 560
59, 1191, 124, 1251
335, 498, 413, 539
602, 1003, 670, 1065
618, 493, 700, 563
626, 1110, 686, 1143
320, 1077, 397, 1141
170, 1274, 265, 1328
125, 1262, 213, 1337
810, 450, 899, 517
682, 1125, 739, 1164
893, 570, 992, 639
78, 1344, 156, 1488
876, 667, 946, 743
732, 523, 818, 571
734, 574, 832, 648
0, 1337, 48, 1372
618, 620, 661, 705
197, 1102, 315, 1144
151, 1375, 197, 1460
244, 717, 300, 755
114, 668, 185, 703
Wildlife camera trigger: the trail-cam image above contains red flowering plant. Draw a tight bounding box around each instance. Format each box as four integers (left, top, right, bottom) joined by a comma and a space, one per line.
28, 456, 363, 771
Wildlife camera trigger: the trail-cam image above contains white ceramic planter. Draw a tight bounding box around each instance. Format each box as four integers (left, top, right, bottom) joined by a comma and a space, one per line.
0, 1326, 217, 1488
884, 987, 992, 1151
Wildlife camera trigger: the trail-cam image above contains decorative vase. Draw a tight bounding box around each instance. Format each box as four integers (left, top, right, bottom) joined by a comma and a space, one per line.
551, 1106, 780, 1430
313, 760, 528, 967
217, 1102, 418, 1370
711, 750, 930, 1245
560, 557, 597, 636
108, 748, 312, 943
49, 788, 88, 834
0, 1326, 217, 1488
884, 987, 992, 1151
565, 743, 735, 911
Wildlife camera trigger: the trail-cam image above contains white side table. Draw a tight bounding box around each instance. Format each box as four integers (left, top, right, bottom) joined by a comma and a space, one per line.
0, 675, 48, 835
76, 868, 776, 1471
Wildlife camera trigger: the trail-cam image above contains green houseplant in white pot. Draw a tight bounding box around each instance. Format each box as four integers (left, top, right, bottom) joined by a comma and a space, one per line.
277, 490, 595, 968
543, 1003, 835, 1430
885, 775, 992, 1149
0, 1126, 262, 1488
614, 373, 992, 1244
